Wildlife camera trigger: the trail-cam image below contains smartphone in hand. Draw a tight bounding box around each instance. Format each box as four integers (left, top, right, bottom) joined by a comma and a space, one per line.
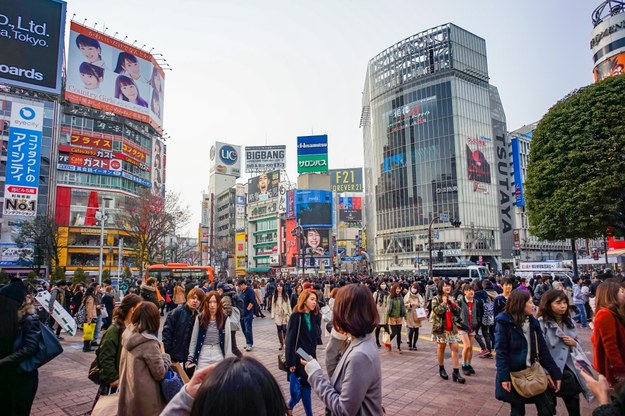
296, 347, 312, 362
575, 359, 600, 381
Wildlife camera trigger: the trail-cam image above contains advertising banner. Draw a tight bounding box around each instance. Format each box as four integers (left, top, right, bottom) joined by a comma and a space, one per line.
285, 219, 298, 267
286, 189, 296, 219
304, 228, 330, 257
0, 0, 66, 94
248, 170, 280, 204
295, 190, 332, 228
210, 141, 241, 177
594, 51, 625, 81
68, 154, 122, 171
70, 132, 113, 150
245, 145, 286, 173
466, 135, 492, 194
330, 168, 363, 192
297, 135, 328, 173
339, 197, 362, 222
65, 22, 165, 130
3, 101, 44, 216
385, 96, 437, 133
151, 138, 165, 196
511, 138, 525, 207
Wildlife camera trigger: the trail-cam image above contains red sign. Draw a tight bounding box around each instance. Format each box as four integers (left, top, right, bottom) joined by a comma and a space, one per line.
69, 155, 122, 171
122, 141, 147, 163
59, 145, 113, 159
70, 134, 113, 150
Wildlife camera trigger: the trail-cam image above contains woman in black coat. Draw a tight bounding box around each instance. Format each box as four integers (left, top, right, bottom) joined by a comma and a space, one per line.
285, 289, 321, 416
495, 289, 562, 416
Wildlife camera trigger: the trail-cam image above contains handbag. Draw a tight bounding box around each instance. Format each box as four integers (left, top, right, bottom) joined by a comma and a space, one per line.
15, 322, 63, 372
289, 372, 301, 403
279, 315, 301, 372
88, 357, 101, 384
381, 327, 391, 348
83, 322, 96, 342
74, 304, 87, 326
91, 392, 119, 416
415, 307, 427, 321
160, 367, 184, 402
510, 329, 548, 398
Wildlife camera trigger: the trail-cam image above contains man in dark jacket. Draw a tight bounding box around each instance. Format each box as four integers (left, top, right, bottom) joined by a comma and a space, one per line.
48, 280, 69, 340
162, 288, 205, 372
238, 278, 257, 351
140, 277, 161, 308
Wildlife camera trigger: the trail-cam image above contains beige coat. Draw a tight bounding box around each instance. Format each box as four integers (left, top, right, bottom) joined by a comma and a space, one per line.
403, 291, 424, 328
118, 328, 171, 416
173, 285, 186, 304
85, 295, 97, 322
272, 296, 292, 326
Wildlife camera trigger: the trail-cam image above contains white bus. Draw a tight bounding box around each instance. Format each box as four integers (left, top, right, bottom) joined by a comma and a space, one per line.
432, 265, 488, 280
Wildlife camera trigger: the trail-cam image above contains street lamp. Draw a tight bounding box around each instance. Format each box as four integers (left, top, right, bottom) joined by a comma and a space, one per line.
97, 196, 113, 286
428, 214, 461, 279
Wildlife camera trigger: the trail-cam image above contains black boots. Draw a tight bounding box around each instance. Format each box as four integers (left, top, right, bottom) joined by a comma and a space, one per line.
439, 366, 448, 380
83, 341, 93, 352
453, 368, 466, 383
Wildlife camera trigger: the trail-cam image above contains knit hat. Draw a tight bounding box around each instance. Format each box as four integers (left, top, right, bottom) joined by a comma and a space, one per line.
0, 279, 26, 304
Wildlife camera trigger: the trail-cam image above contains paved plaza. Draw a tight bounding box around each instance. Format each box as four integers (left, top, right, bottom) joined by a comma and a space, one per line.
32, 315, 595, 416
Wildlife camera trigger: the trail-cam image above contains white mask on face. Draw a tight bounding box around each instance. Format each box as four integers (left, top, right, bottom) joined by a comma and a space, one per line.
411, 288, 418, 294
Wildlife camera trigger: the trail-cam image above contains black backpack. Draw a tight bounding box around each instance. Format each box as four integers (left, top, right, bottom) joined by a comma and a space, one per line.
231, 293, 245, 318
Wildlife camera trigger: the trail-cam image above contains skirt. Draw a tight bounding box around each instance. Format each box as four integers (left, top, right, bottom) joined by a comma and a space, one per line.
431, 331, 460, 344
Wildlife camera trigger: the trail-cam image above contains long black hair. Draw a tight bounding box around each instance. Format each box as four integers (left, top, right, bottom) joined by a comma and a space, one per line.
272, 281, 288, 304
537, 289, 575, 329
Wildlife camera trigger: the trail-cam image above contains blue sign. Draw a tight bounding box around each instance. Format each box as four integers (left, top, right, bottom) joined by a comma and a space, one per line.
297, 135, 328, 156
342, 256, 363, 262
6, 124, 42, 188
511, 138, 525, 207
295, 189, 332, 228
219, 145, 238, 165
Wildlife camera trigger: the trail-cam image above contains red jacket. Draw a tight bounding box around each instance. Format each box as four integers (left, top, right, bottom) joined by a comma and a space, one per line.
592, 307, 625, 386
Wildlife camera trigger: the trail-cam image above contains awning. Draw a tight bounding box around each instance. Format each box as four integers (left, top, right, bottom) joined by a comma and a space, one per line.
607, 249, 625, 256
245, 267, 272, 273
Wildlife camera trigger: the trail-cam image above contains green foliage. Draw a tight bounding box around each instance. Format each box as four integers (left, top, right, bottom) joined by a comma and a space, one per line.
123, 266, 132, 280
72, 268, 89, 285
0, 271, 10, 285
102, 269, 111, 281
52, 266, 65, 282
27, 271, 38, 284
525, 74, 625, 240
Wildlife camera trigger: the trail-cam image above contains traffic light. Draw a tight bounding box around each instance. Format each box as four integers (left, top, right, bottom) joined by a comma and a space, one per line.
593, 251, 599, 261
437, 251, 443, 262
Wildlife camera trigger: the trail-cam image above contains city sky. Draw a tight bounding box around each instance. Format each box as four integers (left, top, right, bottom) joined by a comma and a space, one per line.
67, 0, 596, 235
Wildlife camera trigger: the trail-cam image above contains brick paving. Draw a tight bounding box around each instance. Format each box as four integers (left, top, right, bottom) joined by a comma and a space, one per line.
32, 314, 596, 416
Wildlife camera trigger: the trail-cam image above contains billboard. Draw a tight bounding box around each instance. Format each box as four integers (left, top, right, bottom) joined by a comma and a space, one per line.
330, 168, 363, 192
245, 145, 286, 173
210, 141, 241, 177
466, 136, 492, 193
3, 100, 44, 217
247, 170, 280, 204
304, 228, 330, 257
594, 52, 625, 81
386, 95, 437, 133
65, 22, 165, 130
511, 138, 525, 207
0, 0, 66, 94
297, 135, 328, 173
339, 197, 362, 222
151, 138, 165, 196
295, 190, 332, 228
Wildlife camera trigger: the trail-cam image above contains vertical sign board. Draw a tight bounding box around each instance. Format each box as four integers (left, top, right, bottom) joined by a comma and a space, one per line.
4, 101, 44, 216
511, 138, 525, 207
297, 135, 328, 173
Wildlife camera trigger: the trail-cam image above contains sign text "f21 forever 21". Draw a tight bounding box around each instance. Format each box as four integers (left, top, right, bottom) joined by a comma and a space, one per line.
330, 168, 363, 192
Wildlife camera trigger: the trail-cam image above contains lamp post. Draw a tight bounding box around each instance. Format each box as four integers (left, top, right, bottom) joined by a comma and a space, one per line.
97, 196, 113, 286
428, 214, 461, 279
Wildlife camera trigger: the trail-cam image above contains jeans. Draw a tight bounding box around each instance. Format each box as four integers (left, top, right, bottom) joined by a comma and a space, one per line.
93, 316, 102, 342
288, 384, 312, 416
573, 303, 587, 327
243, 314, 254, 346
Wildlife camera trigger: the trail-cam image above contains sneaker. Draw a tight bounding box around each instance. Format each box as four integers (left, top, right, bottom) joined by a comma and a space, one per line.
461, 366, 471, 376
478, 349, 489, 358
244, 345, 253, 351
467, 364, 476, 375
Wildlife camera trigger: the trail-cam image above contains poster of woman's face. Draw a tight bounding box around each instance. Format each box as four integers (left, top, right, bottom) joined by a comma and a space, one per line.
304, 228, 330, 256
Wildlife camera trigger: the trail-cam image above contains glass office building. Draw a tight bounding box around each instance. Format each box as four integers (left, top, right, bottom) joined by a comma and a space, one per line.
361, 23, 503, 272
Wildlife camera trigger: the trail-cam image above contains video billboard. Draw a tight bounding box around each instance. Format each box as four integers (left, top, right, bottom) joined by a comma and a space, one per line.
466, 136, 492, 193
386, 95, 437, 133
248, 170, 280, 204
304, 228, 330, 257
0, 0, 66, 94
330, 168, 363, 192
339, 197, 362, 222
245, 145, 286, 173
152, 139, 165, 197
297, 135, 328, 173
65, 22, 165, 130
295, 190, 332, 228
3, 100, 44, 217
594, 52, 625, 81
210, 141, 241, 177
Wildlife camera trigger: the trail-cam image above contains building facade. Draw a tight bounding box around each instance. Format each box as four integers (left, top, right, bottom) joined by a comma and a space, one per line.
361, 23, 504, 272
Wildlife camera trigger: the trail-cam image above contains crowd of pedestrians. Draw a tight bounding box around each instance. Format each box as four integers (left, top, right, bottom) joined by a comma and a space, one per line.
2, 268, 625, 415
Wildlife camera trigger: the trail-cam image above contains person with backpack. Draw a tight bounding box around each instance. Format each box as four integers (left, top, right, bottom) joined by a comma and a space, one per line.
475, 279, 497, 358
532, 275, 551, 306
217, 282, 242, 358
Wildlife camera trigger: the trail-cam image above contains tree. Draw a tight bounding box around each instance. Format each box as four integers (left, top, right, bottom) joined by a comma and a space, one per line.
125, 190, 191, 276
525, 74, 625, 241
14, 215, 61, 273
72, 267, 89, 285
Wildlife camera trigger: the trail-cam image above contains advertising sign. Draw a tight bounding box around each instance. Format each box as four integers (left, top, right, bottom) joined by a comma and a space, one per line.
286, 189, 296, 219
466, 136, 492, 193
285, 219, 298, 267
151, 138, 165, 196
339, 197, 362, 221
68, 154, 122, 171
594, 52, 625, 81
295, 190, 332, 228
70, 132, 113, 150
210, 141, 241, 177
511, 138, 525, 207
3, 101, 44, 216
248, 170, 280, 204
245, 145, 286, 173
297, 135, 328, 173
65, 22, 165, 130
385, 96, 437, 133
0, 0, 66, 94
303, 228, 330, 257
330, 168, 363, 192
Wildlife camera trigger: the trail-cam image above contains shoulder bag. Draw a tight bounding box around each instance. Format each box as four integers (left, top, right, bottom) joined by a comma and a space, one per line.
279, 315, 301, 372
509, 327, 548, 398
16, 322, 63, 373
